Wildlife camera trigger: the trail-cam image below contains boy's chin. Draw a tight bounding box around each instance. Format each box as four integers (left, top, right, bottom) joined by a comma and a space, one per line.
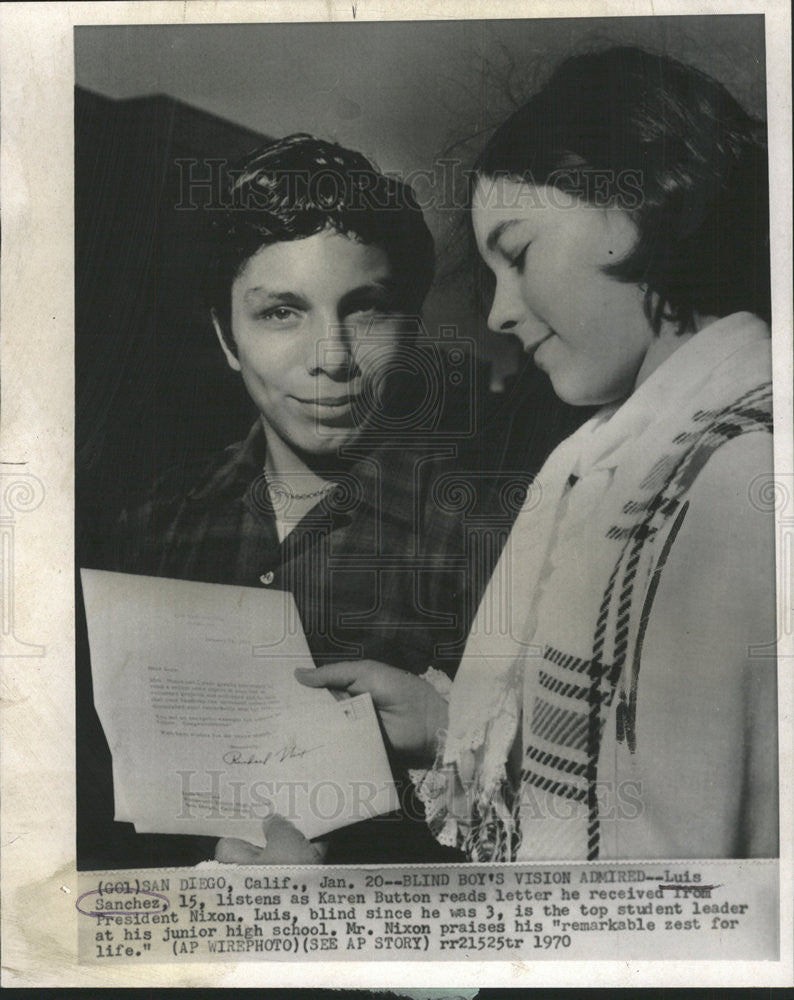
293, 428, 369, 462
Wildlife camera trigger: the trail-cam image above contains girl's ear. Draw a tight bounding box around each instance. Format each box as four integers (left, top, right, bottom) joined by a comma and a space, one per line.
602, 206, 639, 264
211, 309, 241, 371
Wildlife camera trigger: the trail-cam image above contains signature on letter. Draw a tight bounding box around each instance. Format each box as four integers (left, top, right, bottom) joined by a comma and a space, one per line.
222, 743, 322, 767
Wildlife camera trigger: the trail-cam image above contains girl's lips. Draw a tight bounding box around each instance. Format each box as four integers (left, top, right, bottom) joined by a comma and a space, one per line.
525, 331, 555, 355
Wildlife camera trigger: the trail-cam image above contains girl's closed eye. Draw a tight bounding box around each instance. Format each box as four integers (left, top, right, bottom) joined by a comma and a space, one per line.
508, 243, 531, 272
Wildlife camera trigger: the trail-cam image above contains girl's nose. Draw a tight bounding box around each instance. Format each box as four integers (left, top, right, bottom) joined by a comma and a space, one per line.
487, 276, 523, 335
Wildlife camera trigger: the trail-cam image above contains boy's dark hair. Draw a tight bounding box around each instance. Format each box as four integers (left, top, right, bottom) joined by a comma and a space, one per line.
474, 46, 770, 333
204, 134, 435, 345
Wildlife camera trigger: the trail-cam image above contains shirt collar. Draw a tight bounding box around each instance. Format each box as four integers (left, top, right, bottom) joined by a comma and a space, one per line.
185, 419, 268, 504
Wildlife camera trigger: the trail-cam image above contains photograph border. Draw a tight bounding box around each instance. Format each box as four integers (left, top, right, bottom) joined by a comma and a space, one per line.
1, 0, 791, 989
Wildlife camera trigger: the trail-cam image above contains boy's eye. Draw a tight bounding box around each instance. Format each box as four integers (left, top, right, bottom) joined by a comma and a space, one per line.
349, 310, 390, 326
345, 307, 398, 329
346, 296, 393, 318
259, 306, 298, 322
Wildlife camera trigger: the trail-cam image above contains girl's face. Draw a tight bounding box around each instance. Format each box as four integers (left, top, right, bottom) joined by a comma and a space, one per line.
472, 176, 656, 407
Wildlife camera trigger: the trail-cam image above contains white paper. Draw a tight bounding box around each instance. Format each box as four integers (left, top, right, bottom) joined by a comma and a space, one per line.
80, 569, 398, 843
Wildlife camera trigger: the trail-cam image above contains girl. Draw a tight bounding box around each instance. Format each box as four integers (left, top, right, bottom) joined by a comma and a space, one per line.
297, 47, 778, 862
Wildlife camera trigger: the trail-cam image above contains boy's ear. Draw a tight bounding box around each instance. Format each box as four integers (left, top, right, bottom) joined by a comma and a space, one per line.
211, 309, 241, 371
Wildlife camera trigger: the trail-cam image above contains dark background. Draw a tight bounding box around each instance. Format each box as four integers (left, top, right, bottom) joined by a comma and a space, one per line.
74, 82, 582, 553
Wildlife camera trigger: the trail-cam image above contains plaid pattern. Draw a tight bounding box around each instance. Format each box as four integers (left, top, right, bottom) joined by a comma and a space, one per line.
85, 420, 493, 866
82, 415, 549, 867
518, 381, 773, 860
114, 420, 472, 674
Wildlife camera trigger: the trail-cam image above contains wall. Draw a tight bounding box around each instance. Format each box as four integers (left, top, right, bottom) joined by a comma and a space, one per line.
75, 15, 768, 386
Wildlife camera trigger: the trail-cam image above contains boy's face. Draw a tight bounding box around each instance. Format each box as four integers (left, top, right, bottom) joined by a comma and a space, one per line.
215, 228, 405, 461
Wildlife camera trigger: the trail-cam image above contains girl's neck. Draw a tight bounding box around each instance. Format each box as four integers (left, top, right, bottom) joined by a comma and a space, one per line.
634, 314, 717, 391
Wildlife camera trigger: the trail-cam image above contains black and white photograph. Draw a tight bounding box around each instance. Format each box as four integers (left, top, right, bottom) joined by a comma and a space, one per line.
1, 0, 792, 988
75, 10, 778, 868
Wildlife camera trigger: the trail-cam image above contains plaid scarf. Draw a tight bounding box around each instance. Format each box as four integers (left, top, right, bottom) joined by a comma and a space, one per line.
418, 313, 773, 861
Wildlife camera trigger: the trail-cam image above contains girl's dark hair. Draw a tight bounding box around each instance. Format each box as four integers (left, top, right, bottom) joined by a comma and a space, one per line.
205, 133, 435, 343
474, 46, 770, 333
